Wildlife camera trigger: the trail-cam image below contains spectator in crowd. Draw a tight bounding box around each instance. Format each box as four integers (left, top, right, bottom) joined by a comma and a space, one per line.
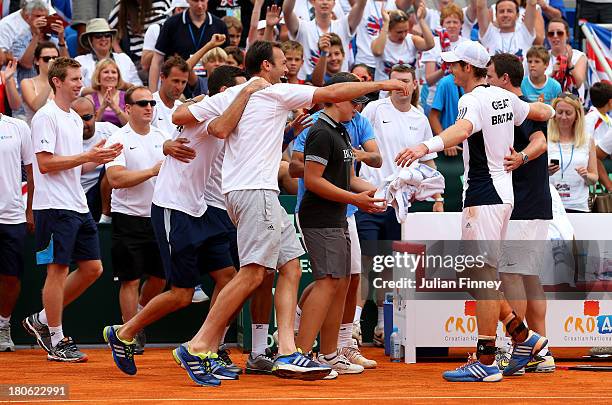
247, 1, 281, 49
85, 58, 129, 126
224, 46, 244, 69
546, 18, 587, 99
73, 97, 117, 223
280, 40, 304, 84
76, 18, 142, 89
429, 73, 464, 156
577, 0, 612, 26
104, 85, 169, 355
152, 56, 189, 135
539, 0, 565, 22
0, 0, 69, 87
584, 82, 612, 144
292, 0, 346, 22
108, 0, 170, 64
21, 42, 58, 125
351, 63, 373, 82
371, 7, 434, 82
477, 0, 536, 59
521, 45, 561, 104
595, 130, 612, 191
421, 3, 468, 112
149, 0, 228, 92
548, 94, 598, 213
0, 59, 23, 115
184, 34, 227, 98
71, 0, 119, 55
142, 0, 189, 74
352, 0, 399, 71
284, 0, 367, 80
0, 107, 33, 353
310, 33, 345, 86
420, 0, 477, 37
222, 15, 243, 47
489, 0, 545, 45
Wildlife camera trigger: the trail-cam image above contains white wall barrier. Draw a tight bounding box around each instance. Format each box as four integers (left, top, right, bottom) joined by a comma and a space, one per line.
395, 213, 612, 363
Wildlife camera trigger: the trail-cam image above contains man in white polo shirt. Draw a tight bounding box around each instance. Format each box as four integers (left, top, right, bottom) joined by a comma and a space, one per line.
396, 42, 554, 382
152, 56, 189, 135
0, 114, 33, 352
171, 40, 409, 383
22, 57, 123, 363
105, 86, 170, 356
477, 0, 536, 59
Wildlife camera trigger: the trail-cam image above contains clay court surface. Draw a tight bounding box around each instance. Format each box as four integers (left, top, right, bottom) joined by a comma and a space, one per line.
1, 347, 610, 404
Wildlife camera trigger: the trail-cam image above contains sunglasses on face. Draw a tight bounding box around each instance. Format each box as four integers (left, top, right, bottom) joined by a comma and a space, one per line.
80, 113, 94, 121
93, 33, 113, 39
547, 30, 565, 38
130, 99, 157, 107
40, 56, 57, 63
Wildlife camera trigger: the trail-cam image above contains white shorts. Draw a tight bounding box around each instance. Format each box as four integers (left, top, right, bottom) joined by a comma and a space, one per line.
347, 215, 362, 275
499, 219, 550, 275
461, 204, 513, 267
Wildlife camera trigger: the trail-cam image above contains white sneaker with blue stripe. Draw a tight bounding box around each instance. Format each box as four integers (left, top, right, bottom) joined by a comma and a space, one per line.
272, 350, 332, 380
443, 355, 503, 382
503, 331, 548, 376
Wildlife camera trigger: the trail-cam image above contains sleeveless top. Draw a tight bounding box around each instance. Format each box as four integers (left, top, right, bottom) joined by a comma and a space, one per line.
92, 90, 126, 127
23, 78, 53, 125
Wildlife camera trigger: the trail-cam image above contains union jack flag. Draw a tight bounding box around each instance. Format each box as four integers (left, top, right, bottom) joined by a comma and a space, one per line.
366, 15, 382, 37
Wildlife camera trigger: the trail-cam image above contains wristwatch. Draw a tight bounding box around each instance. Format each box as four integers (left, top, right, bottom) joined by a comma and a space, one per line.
519, 151, 529, 165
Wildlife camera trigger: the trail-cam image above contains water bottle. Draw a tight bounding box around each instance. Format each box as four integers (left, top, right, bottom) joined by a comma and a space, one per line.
390, 327, 402, 362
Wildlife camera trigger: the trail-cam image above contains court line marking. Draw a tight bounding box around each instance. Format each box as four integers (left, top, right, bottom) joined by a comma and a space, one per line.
1, 397, 607, 403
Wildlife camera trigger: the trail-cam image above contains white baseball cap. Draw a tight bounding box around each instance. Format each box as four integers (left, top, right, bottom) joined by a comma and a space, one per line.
165, 0, 189, 14
441, 40, 490, 69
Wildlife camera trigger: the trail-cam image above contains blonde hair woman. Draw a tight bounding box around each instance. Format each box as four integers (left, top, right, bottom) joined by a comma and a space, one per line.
85, 58, 128, 126
547, 94, 598, 213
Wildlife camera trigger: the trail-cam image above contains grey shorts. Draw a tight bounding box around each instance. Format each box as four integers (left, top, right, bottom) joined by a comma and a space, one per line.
225, 189, 304, 270
301, 227, 351, 280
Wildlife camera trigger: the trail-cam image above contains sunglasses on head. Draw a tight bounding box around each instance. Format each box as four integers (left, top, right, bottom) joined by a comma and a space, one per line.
80, 113, 94, 121
390, 13, 408, 22
547, 30, 565, 38
130, 99, 157, 107
558, 92, 578, 101
92, 33, 113, 39
40, 56, 57, 63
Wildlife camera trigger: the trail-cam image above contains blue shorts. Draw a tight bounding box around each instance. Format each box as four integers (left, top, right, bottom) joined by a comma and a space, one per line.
34, 209, 101, 266
0, 223, 27, 277
151, 204, 234, 288
205, 205, 239, 269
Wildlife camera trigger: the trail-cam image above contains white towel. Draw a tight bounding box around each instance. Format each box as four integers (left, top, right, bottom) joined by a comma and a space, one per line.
375, 163, 445, 223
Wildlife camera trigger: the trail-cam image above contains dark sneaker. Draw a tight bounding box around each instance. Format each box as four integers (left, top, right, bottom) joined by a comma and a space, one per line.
134, 330, 146, 355
0, 323, 15, 352
245, 348, 275, 375
103, 325, 137, 375
217, 344, 242, 374
22, 313, 52, 353
47, 337, 88, 362
272, 350, 331, 380
172, 344, 221, 387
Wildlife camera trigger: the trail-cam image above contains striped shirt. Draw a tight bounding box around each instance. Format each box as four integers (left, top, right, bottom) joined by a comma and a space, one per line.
108, 0, 170, 59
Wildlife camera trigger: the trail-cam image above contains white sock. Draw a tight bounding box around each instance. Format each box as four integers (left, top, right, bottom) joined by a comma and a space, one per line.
500, 335, 512, 353
251, 324, 268, 356
49, 325, 64, 347
294, 306, 302, 332
323, 350, 338, 361
137, 303, 144, 312
0, 314, 10, 327
337, 323, 353, 349
377, 306, 384, 329
220, 326, 229, 346
353, 306, 362, 324
38, 309, 48, 325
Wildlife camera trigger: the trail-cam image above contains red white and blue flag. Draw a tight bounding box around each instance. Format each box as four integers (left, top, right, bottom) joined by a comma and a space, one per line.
583, 20, 612, 84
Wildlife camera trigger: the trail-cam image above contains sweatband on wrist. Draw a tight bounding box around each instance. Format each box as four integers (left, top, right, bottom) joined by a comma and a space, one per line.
422, 136, 445, 153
